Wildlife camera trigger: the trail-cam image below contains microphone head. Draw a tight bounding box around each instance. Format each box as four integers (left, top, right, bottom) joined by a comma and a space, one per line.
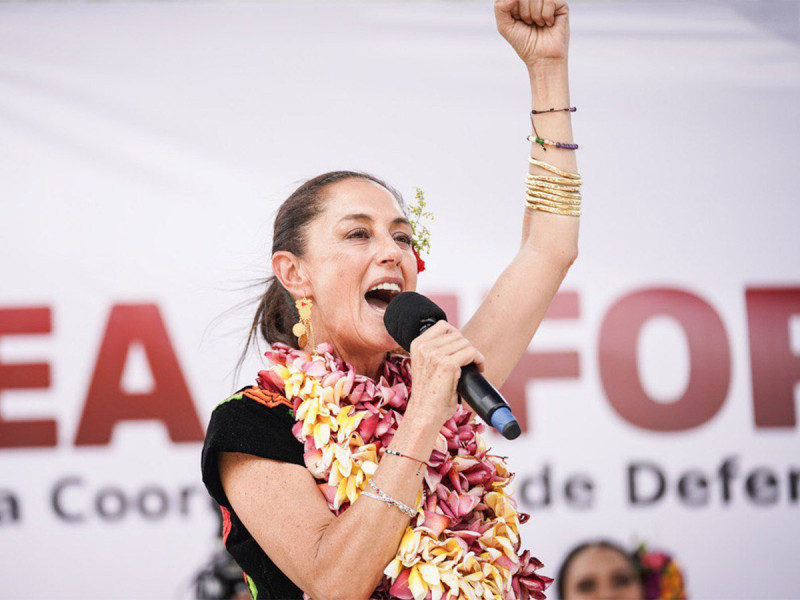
384, 291, 447, 351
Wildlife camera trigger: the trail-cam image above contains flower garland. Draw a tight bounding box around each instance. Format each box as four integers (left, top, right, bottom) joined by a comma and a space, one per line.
257, 342, 552, 600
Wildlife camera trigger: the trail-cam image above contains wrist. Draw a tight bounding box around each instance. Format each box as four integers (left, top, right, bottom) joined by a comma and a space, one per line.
527, 58, 568, 80
527, 61, 570, 100
402, 403, 450, 435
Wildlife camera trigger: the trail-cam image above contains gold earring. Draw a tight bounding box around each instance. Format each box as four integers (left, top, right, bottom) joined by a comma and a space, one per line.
292, 297, 314, 352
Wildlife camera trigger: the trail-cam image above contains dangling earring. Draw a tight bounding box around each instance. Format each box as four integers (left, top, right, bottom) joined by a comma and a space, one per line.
292, 297, 315, 352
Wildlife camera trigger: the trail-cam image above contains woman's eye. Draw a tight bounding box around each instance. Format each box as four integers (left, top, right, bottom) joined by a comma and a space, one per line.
347, 229, 370, 240
575, 578, 596, 594
394, 234, 412, 245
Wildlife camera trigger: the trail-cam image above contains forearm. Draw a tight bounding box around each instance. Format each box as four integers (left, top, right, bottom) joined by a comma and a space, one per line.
311, 409, 441, 599
522, 61, 580, 259
461, 62, 579, 387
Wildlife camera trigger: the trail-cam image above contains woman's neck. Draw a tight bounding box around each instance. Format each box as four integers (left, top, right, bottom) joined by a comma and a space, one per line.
327, 341, 385, 381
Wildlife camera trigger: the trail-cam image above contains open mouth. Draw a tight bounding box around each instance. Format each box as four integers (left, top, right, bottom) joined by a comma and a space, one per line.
364, 282, 402, 313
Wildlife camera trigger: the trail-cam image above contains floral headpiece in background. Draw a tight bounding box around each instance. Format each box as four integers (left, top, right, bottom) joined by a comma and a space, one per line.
408, 187, 433, 273
634, 544, 687, 600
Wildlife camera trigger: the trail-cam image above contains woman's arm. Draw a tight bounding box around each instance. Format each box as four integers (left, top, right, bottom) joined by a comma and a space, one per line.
219, 416, 432, 600
220, 322, 483, 600
462, 0, 578, 389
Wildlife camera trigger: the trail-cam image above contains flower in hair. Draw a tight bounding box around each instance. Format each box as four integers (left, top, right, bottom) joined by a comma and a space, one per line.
634, 544, 687, 600
408, 187, 433, 273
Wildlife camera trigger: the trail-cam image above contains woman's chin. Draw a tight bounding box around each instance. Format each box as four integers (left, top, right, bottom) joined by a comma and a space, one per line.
366, 319, 400, 353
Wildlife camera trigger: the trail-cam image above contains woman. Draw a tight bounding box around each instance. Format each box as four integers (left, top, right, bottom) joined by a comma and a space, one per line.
202, 1, 579, 599
556, 541, 686, 600
556, 542, 646, 600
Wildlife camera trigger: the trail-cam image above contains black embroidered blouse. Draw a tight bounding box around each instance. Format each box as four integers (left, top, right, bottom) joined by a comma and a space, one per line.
201, 386, 305, 600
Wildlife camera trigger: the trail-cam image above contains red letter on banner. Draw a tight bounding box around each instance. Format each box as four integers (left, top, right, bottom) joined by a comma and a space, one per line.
746, 287, 800, 428
499, 292, 581, 433
599, 288, 730, 431
75, 304, 203, 445
426, 293, 460, 327
0, 307, 56, 448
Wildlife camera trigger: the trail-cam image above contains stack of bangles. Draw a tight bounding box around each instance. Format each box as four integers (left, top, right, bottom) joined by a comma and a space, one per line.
526, 105, 582, 217
361, 448, 431, 517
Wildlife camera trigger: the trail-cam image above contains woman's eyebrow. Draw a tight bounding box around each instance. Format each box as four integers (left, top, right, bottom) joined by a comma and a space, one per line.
338, 214, 411, 227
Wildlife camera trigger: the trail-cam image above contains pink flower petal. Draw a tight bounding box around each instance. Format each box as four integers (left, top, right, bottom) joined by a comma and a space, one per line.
317, 483, 337, 507
424, 469, 443, 491
375, 417, 392, 438
358, 414, 380, 440
421, 510, 451, 537
349, 383, 365, 404
448, 468, 463, 493
457, 426, 473, 441
451, 529, 481, 543
457, 494, 479, 516
438, 498, 457, 521
342, 369, 355, 398
389, 569, 414, 600
321, 371, 343, 387
305, 360, 328, 378
465, 468, 489, 486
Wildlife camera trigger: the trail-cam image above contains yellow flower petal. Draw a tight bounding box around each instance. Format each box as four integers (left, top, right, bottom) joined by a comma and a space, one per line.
399, 528, 422, 562
430, 581, 444, 600
334, 478, 348, 509
408, 565, 428, 600
314, 422, 331, 447
346, 475, 358, 504
384, 557, 403, 580
419, 562, 441, 587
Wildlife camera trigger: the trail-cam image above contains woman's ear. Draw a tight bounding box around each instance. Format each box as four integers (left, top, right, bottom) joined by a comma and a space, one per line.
271, 251, 308, 299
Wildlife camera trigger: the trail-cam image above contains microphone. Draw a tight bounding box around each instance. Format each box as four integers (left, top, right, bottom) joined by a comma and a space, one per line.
384, 292, 522, 440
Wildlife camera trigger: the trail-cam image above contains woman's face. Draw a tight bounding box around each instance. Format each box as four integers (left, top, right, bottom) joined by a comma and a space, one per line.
562, 546, 645, 600
299, 178, 418, 362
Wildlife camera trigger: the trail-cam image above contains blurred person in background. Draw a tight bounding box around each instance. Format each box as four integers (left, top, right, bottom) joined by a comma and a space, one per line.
556, 540, 687, 600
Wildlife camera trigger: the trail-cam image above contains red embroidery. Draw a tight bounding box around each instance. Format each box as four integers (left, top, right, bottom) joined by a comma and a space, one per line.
243, 386, 293, 409
220, 505, 232, 544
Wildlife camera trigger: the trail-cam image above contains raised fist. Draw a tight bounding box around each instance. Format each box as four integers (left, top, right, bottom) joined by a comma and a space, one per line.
494, 0, 570, 68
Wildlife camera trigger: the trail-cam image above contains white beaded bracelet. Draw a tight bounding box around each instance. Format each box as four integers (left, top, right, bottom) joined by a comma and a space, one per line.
361, 479, 417, 518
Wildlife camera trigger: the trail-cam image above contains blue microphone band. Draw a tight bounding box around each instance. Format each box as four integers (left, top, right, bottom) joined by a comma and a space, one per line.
489, 407, 522, 440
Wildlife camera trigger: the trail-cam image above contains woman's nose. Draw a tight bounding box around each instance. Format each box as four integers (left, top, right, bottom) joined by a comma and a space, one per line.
376, 234, 403, 265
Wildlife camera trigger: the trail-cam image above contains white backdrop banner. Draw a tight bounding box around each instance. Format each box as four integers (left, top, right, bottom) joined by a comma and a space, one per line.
1, 1, 798, 599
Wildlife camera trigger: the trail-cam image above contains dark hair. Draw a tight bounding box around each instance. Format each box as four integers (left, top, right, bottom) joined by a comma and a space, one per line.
238, 170, 405, 369
556, 540, 642, 599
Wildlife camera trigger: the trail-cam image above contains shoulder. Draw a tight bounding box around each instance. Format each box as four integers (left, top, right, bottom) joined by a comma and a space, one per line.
219, 386, 294, 411
206, 385, 297, 439
201, 385, 304, 508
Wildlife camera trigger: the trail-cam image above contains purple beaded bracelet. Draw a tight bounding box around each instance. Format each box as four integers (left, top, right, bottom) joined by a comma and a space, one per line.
526, 134, 581, 151
529, 107, 579, 151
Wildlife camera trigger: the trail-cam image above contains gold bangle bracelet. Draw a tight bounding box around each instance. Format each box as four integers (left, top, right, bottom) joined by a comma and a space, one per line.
525, 178, 583, 194
526, 180, 582, 195
526, 174, 583, 187
526, 191, 582, 206
526, 187, 583, 201
527, 198, 582, 212
527, 157, 582, 180
526, 197, 582, 211
526, 202, 581, 217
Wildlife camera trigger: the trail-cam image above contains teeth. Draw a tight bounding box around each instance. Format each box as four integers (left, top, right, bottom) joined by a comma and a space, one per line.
368, 282, 401, 293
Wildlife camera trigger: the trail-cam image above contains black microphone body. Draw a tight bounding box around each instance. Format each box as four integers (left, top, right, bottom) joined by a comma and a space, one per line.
385, 292, 522, 440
